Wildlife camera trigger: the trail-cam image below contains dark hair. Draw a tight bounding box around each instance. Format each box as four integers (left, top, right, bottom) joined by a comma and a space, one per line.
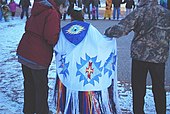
70, 9, 84, 21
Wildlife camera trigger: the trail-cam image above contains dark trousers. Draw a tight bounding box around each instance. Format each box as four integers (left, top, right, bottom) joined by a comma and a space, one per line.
11, 12, 15, 17
84, 5, 91, 19
132, 59, 166, 114
21, 64, 49, 114
63, 13, 67, 20
20, 7, 29, 19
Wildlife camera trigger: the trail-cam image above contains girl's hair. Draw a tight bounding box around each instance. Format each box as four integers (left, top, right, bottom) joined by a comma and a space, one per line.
70, 7, 84, 21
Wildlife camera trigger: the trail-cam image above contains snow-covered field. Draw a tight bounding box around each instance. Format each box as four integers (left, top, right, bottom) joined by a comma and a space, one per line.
0, 17, 170, 114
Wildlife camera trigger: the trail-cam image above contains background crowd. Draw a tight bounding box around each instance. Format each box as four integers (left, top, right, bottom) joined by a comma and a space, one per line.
0, 0, 31, 21
1, 0, 170, 22
0, 0, 170, 114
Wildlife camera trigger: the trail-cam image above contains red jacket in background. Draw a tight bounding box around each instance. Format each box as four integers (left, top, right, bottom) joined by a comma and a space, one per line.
17, 0, 61, 67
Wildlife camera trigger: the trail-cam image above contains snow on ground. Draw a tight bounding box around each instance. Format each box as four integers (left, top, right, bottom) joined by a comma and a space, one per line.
0, 17, 170, 114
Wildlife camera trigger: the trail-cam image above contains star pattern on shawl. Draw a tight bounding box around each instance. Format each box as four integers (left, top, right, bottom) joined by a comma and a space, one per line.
76, 54, 103, 86
58, 54, 69, 78
103, 52, 117, 78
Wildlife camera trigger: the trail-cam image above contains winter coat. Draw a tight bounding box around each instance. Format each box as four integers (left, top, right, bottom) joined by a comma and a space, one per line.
105, 1, 170, 63
124, 0, 135, 9
8, 1, 19, 12
2, 5, 10, 17
17, 0, 61, 67
67, 0, 76, 15
83, 0, 91, 6
92, 0, 100, 7
112, 0, 123, 8
19, 0, 31, 8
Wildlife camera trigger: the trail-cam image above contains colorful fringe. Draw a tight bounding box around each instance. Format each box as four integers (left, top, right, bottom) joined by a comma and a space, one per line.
55, 78, 121, 114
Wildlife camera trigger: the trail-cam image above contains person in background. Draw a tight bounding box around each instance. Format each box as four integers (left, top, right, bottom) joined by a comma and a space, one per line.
62, 0, 69, 20
123, 0, 135, 16
19, 0, 31, 19
91, 4, 96, 20
83, 0, 91, 19
66, 0, 76, 17
92, 0, 100, 20
104, 0, 112, 20
0, 3, 3, 21
112, 0, 124, 20
54, 6, 121, 114
16, 0, 67, 113
2, 5, 10, 22
104, 0, 170, 113
8, 0, 19, 19
77, 0, 82, 8
160, 0, 167, 8
168, 0, 170, 9
1, 0, 7, 5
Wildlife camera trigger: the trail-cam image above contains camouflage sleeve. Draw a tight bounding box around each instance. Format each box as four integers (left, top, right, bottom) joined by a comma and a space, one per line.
104, 10, 138, 38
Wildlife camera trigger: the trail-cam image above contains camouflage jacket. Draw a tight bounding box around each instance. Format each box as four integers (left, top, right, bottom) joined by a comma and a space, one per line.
105, 1, 170, 63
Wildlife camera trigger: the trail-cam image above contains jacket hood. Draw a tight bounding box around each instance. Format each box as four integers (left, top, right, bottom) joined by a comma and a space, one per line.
31, 0, 58, 16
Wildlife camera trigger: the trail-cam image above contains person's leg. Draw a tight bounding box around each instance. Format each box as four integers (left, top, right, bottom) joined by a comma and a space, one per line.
117, 7, 120, 20
113, 7, 116, 20
22, 64, 35, 114
63, 13, 66, 20
87, 5, 91, 19
149, 63, 166, 114
126, 9, 128, 16
0, 8, 2, 21
96, 6, 99, 19
131, 59, 148, 114
4, 15, 7, 22
126, 9, 131, 16
20, 7, 25, 19
129, 9, 132, 15
11, 12, 15, 19
31, 68, 49, 114
25, 8, 29, 20
78, 0, 82, 8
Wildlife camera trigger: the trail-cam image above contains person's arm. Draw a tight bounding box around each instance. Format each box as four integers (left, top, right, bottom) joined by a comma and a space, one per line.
104, 10, 138, 38
43, 10, 61, 46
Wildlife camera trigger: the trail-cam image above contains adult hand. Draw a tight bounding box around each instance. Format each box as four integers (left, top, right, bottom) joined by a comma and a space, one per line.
104, 27, 113, 38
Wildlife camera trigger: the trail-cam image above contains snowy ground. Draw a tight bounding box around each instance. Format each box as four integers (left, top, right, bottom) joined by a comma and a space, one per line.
0, 17, 170, 114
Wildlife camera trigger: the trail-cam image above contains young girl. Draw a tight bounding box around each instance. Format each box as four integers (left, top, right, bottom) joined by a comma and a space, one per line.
2, 5, 10, 21
92, 5, 96, 20
104, 0, 112, 20
8, 0, 19, 19
54, 7, 121, 114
